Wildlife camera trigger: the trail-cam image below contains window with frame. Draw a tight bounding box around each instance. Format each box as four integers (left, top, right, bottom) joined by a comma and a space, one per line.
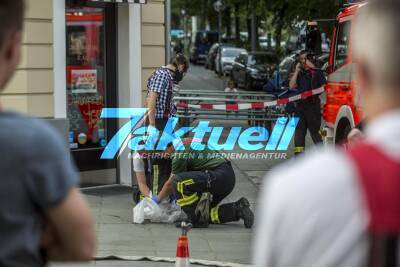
66, 6, 107, 150
334, 21, 351, 70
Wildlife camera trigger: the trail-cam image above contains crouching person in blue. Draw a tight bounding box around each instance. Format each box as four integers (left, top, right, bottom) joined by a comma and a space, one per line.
157, 138, 254, 228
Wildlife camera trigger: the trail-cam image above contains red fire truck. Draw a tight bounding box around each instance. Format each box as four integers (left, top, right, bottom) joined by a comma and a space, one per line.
322, 0, 367, 144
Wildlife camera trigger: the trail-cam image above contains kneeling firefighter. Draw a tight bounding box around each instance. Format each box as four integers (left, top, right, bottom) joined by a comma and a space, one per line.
157, 138, 254, 228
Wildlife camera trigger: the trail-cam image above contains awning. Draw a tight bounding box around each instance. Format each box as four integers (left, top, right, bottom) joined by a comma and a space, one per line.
90, 0, 147, 4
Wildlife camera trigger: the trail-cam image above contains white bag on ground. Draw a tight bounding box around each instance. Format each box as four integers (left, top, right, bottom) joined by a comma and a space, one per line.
133, 197, 184, 224
133, 197, 148, 224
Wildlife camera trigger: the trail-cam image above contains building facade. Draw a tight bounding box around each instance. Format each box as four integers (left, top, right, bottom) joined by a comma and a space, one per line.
0, 0, 167, 187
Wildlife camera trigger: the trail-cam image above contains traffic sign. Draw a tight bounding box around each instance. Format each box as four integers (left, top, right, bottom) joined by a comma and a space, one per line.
213, 0, 226, 12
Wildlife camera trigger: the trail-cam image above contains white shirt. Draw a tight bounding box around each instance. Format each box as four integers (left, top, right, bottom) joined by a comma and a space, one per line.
132, 152, 151, 173
253, 110, 400, 267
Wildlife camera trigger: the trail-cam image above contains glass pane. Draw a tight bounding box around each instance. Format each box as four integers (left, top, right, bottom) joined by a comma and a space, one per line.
66, 7, 107, 150
334, 21, 351, 69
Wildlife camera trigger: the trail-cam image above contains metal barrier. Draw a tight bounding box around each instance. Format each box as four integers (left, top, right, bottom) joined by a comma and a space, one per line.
175, 89, 272, 97
174, 89, 287, 129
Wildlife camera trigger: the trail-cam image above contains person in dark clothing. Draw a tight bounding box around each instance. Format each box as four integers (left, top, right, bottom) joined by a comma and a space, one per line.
174, 40, 184, 55
156, 139, 254, 228
289, 50, 326, 156
306, 21, 322, 56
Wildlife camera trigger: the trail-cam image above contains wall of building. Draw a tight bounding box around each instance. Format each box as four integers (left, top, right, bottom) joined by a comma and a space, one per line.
141, 0, 166, 104
0, 0, 166, 116
1, 0, 54, 117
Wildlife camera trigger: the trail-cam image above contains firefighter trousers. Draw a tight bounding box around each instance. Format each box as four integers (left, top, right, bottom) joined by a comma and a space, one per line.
172, 162, 238, 225
294, 97, 323, 155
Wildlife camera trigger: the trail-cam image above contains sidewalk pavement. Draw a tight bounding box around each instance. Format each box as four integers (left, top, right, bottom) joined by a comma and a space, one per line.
50, 117, 301, 267
49, 65, 319, 267
50, 158, 267, 267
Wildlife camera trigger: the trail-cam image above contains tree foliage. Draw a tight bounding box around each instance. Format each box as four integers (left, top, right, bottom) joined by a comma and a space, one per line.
172, 0, 340, 51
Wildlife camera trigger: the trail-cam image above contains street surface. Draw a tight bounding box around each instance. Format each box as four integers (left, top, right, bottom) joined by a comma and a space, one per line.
51, 65, 312, 267
180, 64, 226, 90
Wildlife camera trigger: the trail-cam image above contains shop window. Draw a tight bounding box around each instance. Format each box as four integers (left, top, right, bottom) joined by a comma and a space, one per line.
66, 6, 107, 150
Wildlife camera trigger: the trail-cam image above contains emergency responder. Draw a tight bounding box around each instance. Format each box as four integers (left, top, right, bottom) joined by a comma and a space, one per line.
146, 54, 189, 130
306, 21, 322, 56
132, 150, 173, 204
289, 50, 326, 156
157, 139, 254, 228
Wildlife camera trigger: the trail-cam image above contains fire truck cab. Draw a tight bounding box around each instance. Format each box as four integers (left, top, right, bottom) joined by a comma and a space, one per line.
322, 0, 367, 144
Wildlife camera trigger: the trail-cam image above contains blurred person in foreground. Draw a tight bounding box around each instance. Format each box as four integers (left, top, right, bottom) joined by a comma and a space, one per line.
253, 1, 400, 266
0, 1, 95, 266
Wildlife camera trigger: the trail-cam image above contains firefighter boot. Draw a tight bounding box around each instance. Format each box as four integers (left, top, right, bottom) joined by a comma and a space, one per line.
235, 197, 254, 229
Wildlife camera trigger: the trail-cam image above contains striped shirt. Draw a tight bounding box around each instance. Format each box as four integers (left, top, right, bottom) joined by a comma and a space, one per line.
147, 67, 176, 119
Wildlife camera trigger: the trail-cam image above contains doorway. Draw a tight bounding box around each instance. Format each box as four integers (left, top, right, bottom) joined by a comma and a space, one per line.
66, 0, 118, 186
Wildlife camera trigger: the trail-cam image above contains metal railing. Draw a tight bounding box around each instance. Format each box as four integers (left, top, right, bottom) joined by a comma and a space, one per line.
174, 89, 287, 129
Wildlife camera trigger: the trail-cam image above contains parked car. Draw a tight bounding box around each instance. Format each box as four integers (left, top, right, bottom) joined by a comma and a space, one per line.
171, 29, 184, 39
259, 36, 287, 51
215, 47, 246, 76
259, 36, 275, 50
231, 51, 280, 90
190, 31, 219, 64
317, 53, 329, 70
213, 44, 236, 74
205, 43, 235, 70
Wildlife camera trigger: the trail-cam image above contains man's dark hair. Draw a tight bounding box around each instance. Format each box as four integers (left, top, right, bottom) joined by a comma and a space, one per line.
299, 50, 308, 56
299, 49, 316, 64
170, 53, 189, 71
0, 0, 25, 47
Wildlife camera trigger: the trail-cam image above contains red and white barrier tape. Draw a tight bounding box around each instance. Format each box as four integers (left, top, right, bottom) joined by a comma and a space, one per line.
176, 86, 325, 111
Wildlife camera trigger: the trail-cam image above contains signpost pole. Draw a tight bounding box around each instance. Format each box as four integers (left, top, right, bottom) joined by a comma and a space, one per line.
214, 0, 225, 43
218, 10, 222, 43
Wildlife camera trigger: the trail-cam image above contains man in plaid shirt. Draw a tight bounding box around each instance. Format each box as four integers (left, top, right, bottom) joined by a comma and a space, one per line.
137, 55, 189, 206
147, 54, 189, 130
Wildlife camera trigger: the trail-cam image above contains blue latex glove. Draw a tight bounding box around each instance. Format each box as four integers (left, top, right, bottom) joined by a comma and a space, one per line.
151, 196, 160, 204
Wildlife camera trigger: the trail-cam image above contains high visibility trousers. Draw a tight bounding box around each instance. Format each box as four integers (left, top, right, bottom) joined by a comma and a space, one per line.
294, 97, 323, 156
172, 162, 238, 224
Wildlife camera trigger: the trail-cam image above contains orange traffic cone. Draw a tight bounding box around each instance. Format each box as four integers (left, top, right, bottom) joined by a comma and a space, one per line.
175, 235, 190, 267
175, 222, 192, 267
